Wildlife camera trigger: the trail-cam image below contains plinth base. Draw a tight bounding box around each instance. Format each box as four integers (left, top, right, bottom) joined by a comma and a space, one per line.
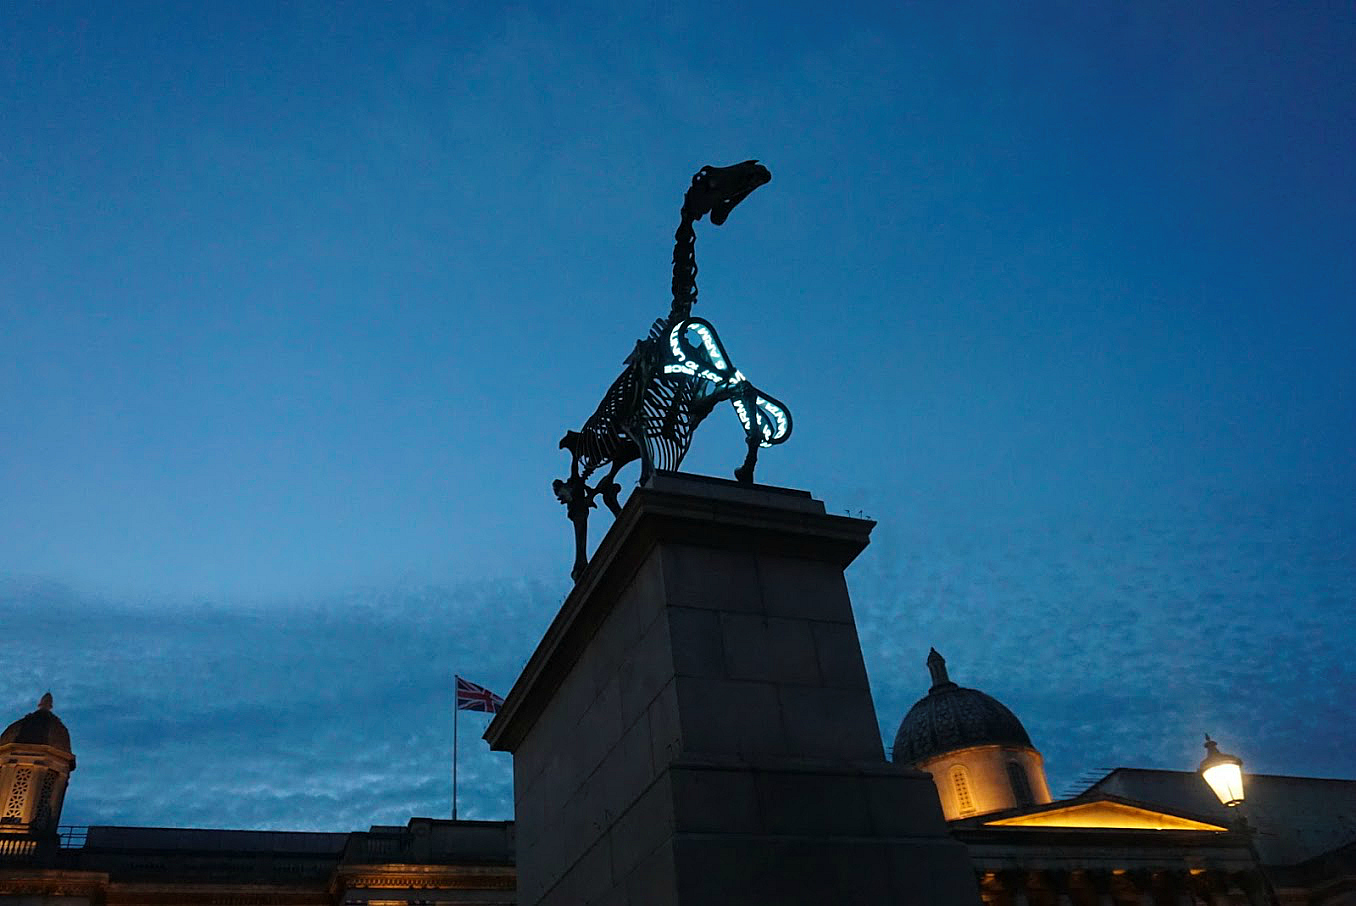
487, 473, 980, 905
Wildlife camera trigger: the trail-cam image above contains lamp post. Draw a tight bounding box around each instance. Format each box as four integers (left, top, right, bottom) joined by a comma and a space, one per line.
1198, 735, 1280, 906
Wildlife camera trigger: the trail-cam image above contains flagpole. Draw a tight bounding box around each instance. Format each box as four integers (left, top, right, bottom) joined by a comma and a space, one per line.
452, 676, 459, 821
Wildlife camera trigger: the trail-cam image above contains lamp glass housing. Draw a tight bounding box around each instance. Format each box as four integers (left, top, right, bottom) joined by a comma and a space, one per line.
1199, 738, 1246, 807
1202, 760, 1245, 807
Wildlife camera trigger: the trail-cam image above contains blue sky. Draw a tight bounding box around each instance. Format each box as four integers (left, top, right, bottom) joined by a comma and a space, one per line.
2, 2, 1353, 829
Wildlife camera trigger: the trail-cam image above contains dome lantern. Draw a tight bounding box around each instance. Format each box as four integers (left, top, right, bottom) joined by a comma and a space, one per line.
927, 647, 954, 690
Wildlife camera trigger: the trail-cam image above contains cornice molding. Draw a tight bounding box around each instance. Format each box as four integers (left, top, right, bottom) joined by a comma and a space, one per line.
336, 864, 515, 891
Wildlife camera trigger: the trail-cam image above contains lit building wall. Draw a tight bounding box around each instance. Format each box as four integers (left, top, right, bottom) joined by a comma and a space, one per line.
0, 750, 74, 834
1, 760, 70, 831
916, 743, 1051, 820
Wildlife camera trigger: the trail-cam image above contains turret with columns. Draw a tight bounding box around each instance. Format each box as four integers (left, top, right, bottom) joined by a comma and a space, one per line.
0, 693, 76, 835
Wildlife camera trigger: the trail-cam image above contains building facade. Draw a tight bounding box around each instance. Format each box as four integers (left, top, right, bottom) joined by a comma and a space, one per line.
0, 696, 513, 906
4, 661, 1354, 906
890, 652, 1356, 906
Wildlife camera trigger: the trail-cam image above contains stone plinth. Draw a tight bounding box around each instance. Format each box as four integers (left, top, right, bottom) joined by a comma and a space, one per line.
485, 472, 980, 905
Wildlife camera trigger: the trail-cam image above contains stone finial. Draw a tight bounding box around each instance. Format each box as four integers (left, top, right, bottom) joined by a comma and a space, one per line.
927, 648, 952, 689
38, 692, 53, 711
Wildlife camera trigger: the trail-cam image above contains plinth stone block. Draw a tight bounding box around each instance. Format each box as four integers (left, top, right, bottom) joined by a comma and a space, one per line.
486, 472, 980, 905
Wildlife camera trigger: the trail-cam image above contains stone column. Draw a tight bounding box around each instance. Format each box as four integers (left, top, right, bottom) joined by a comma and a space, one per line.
1048, 870, 1074, 906
1125, 870, 1157, 906
1089, 869, 1117, 906
993, 871, 1029, 906
978, 871, 1004, 905
486, 473, 981, 906
1188, 870, 1224, 906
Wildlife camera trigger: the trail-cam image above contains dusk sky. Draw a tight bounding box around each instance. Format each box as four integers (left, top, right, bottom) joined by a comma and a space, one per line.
2, 3, 1353, 830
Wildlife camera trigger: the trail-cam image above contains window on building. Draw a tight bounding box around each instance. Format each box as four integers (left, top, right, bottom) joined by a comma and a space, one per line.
1007, 760, 1034, 806
951, 766, 975, 816
3, 767, 32, 820
33, 772, 56, 829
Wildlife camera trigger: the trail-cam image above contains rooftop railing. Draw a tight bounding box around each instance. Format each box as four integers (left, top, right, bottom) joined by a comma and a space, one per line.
59, 825, 89, 848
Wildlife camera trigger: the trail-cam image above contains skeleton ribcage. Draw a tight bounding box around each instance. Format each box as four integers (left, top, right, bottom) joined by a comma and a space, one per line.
574, 319, 703, 480
638, 371, 699, 471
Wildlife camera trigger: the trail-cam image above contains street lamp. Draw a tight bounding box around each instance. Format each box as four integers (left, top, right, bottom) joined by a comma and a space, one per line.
1197, 735, 1280, 906
1199, 735, 1244, 807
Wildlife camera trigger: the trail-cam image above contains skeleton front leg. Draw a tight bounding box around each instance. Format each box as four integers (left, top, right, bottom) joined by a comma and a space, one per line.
733, 385, 762, 485
622, 423, 655, 484
734, 431, 760, 485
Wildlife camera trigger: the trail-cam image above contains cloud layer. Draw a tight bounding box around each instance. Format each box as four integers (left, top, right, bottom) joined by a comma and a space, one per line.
1, 576, 553, 829
3, 477, 1351, 831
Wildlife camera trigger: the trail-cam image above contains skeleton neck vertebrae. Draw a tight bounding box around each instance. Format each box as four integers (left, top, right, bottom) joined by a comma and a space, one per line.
554, 161, 793, 580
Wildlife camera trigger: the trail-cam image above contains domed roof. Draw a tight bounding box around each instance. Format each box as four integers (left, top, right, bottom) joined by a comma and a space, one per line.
1, 693, 72, 753
892, 650, 1033, 766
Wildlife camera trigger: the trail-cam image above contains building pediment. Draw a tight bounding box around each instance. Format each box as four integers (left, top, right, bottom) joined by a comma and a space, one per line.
980, 795, 1228, 831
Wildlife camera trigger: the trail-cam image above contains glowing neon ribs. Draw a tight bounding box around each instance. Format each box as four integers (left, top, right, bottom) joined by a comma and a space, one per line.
663, 318, 791, 448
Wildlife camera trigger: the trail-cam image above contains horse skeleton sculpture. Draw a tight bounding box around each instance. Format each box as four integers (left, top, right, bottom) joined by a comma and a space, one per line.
555, 161, 792, 580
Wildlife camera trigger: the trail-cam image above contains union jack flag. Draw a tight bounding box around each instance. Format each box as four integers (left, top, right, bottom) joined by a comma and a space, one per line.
455, 675, 504, 713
